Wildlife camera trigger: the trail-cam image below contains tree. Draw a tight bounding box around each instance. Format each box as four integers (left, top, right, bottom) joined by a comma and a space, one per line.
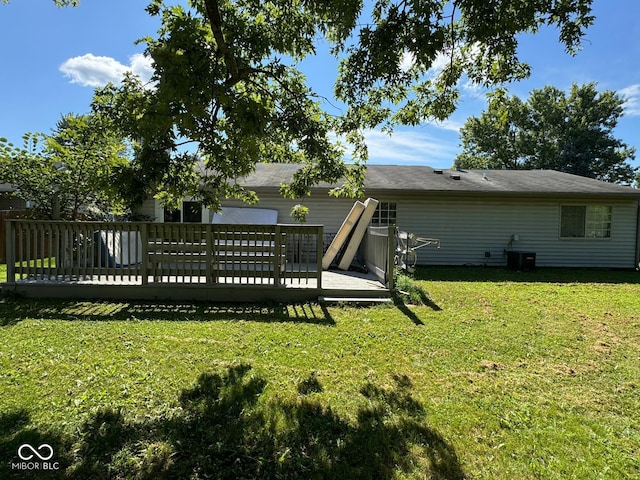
0, 114, 129, 219
5, 0, 596, 208
456, 83, 637, 184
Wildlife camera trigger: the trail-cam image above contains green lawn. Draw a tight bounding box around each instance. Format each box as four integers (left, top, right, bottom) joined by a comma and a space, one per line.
1, 267, 639, 479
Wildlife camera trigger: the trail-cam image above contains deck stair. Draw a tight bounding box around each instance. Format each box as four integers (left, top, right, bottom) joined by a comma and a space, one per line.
318, 285, 392, 305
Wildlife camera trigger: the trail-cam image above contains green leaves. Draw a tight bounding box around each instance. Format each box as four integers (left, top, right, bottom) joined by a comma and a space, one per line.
89, 0, 597, 209
289, 204, 309, 223
0, 114, 130, 219
5, 0, 599, 208
457, 83, 637, 184
336, 0, 594, 129
92, 0, 361, 210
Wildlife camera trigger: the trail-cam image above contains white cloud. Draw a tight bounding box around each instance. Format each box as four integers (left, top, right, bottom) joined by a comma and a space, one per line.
128, 53, 155, 84
400, 50, 449, 74
408, 44, 487, 98
363, 129, 458, 166
429, 51, 451, 75
333, 125, 460, 167
430, 119, 464, 132
619, 84, 640, 116
399, 51, 415, 72
60, 53, 153, 87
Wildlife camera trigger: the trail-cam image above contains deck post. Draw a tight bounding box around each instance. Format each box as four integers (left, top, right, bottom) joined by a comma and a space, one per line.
6, 219, 15, 283
316, 225, 323, 289
273, 225, 282, 286
387, 225, 395, 290
140, 223, 149, 285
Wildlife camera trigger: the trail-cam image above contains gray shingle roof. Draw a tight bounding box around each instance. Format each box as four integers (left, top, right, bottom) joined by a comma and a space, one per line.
237, 164, 640, 197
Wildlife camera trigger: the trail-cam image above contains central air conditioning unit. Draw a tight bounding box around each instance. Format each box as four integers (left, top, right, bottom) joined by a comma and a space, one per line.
507, 251, 536, 271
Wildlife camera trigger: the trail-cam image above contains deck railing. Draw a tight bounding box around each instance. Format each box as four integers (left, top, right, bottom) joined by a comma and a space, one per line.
0, 210, 28, 263
362, 226, 396, 290
5, 220, 323, 288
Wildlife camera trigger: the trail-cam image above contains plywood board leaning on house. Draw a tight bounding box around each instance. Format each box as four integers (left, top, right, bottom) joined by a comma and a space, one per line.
322, 200, 366, 270
338, 198, 379, 270
212, 207, 278, 225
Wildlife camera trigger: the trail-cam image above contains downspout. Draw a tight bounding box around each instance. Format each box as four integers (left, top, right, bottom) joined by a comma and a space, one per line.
636, 199, 640, 270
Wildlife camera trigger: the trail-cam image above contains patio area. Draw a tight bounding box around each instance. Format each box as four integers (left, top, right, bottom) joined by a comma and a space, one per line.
3, 220, 394, 302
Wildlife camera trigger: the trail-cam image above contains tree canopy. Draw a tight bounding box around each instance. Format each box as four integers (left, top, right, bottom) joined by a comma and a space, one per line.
0, 114, 129, 219
456, 83, 637, 184
4, 0, 596, 209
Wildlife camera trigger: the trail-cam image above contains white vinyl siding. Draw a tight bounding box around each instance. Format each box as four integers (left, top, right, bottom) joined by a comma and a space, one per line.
136, 198, 159, 221
386, 194, 637, 268
139, 192, 639, 268
256, 192, 635, 268
217, 192, 355, 232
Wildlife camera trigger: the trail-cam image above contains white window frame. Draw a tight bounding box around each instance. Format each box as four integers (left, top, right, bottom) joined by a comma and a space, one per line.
371, 202, 397, 227
163, 199, 207, 223
559, 205, 612, 239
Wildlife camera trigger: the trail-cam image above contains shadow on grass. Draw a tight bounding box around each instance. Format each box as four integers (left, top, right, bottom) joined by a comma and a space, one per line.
393, 295, 425, 325
0, 410, 73, 480
0, 365, 466, 480
0, 298, 334, 327
392, 290, 442, 326
414, 266, 640, 284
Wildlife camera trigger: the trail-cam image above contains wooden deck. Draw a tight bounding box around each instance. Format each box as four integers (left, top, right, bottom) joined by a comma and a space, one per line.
3, 267, 389, 302
3, 220, 395, 303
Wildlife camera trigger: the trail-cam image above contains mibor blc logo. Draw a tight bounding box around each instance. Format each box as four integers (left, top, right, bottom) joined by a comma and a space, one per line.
11, 443, 60, 472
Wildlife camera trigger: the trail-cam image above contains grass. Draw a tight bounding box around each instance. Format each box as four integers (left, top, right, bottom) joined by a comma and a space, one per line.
0, 267, 639, 479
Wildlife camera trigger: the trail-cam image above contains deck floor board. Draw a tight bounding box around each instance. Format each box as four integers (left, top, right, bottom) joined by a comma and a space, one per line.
6, 265, 388, 298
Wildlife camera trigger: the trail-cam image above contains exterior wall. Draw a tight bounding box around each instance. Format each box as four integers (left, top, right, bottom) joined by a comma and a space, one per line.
138, 191, 640, 269
218, 191, 356, 231
136, 198, 159, 221
384, 194, 639, 269
136, 198, 210, 223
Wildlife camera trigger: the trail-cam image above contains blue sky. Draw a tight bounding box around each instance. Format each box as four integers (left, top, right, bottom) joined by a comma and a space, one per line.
1, 0, 639, 171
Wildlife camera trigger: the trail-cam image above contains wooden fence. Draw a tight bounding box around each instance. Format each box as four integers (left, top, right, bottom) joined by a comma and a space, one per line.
5, 220, 323, 288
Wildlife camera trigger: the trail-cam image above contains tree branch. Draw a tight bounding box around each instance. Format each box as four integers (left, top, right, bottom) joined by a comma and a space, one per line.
447, 1, 457, 86
202, 0, 240, 83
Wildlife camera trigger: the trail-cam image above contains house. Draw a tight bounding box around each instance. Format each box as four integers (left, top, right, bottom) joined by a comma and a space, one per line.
137, 164, 640, 269
0, 184, 25, 211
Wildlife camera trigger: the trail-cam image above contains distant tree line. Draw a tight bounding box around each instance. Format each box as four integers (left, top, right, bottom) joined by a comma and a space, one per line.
456, 83, 637, 185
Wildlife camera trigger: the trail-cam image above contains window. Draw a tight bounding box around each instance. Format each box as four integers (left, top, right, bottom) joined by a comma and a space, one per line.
164, 201, 202, 223
560, 205, 611, 238
182, 201, 202, 223
371, 202, 397, 226
163, 207, 181, 223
